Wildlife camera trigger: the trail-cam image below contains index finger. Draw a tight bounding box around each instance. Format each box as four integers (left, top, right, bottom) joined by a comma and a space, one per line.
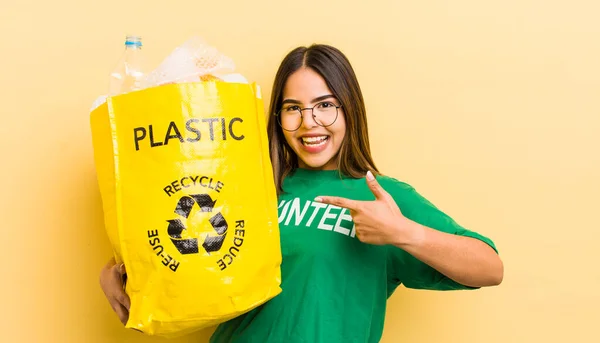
111, 301, 129, 325
116, 291, 131, 311
315, 196, 361, 210
111, 264, 130, 310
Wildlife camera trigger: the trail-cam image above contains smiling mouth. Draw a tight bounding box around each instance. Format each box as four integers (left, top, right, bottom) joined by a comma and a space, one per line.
300, 136, 329, 147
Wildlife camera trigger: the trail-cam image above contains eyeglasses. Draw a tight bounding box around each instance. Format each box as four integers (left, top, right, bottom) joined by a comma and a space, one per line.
275, 101, 342, 132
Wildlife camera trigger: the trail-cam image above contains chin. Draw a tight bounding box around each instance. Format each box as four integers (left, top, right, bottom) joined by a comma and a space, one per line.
297, 155, 337, 170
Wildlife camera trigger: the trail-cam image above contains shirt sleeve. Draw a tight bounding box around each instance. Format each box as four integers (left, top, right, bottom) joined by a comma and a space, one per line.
379, 177, 498, 294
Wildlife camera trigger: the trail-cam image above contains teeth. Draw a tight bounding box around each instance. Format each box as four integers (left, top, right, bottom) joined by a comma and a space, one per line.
301, 136, 328, 146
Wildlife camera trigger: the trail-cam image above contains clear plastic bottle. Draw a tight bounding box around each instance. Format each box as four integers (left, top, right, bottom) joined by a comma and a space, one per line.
108, 35, 146, 96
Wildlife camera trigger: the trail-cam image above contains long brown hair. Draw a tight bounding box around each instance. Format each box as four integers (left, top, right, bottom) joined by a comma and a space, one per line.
267, 44, 379, 194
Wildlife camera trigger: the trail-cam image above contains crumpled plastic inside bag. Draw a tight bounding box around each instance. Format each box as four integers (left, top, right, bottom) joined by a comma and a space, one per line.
140, 36, 247, 87
90, 37, 248, 111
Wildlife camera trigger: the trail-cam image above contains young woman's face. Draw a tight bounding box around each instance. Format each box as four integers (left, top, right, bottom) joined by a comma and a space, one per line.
280, 68, 346, 170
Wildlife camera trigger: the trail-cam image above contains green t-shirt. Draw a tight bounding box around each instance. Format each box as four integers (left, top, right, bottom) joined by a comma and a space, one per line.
210, 169, 497, 343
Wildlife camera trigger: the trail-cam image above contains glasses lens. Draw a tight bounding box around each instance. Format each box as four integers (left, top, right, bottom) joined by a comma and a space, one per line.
278, 107, 302, 131
313, 103, 338, 127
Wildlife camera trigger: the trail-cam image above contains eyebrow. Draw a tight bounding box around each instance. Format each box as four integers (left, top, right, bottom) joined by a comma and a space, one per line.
281, 94, 336, 106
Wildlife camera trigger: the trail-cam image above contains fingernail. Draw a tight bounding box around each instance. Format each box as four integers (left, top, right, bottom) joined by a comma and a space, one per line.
314, 197, 323, 202
366, 171, 375, 181
119, 263, 125, 274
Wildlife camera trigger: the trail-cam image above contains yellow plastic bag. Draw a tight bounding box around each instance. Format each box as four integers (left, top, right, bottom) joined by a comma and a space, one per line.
90, 81, 282, 337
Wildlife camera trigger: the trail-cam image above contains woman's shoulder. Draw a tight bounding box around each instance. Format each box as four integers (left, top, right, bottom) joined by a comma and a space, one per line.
374, 173, 437, 209
375, 173, 415, 192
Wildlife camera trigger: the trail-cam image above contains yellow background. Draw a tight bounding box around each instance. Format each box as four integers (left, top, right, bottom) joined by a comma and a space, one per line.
1, 0, 598, 342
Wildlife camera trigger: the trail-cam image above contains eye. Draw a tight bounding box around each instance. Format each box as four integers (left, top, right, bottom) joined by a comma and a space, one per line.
283, 105, 301, 112
316, 101, 337, 109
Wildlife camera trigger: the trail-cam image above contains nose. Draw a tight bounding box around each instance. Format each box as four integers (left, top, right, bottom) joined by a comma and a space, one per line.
299, 108, 318, 129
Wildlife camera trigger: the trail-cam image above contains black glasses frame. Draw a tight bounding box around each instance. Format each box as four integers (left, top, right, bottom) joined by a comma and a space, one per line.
275, 104, 343, 132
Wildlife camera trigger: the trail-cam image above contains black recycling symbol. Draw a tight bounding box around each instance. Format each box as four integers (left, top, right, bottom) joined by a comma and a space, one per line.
167, 194, 228, 255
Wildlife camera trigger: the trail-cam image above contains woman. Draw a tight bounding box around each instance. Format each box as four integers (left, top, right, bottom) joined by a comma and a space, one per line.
100, 44, 503, 343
